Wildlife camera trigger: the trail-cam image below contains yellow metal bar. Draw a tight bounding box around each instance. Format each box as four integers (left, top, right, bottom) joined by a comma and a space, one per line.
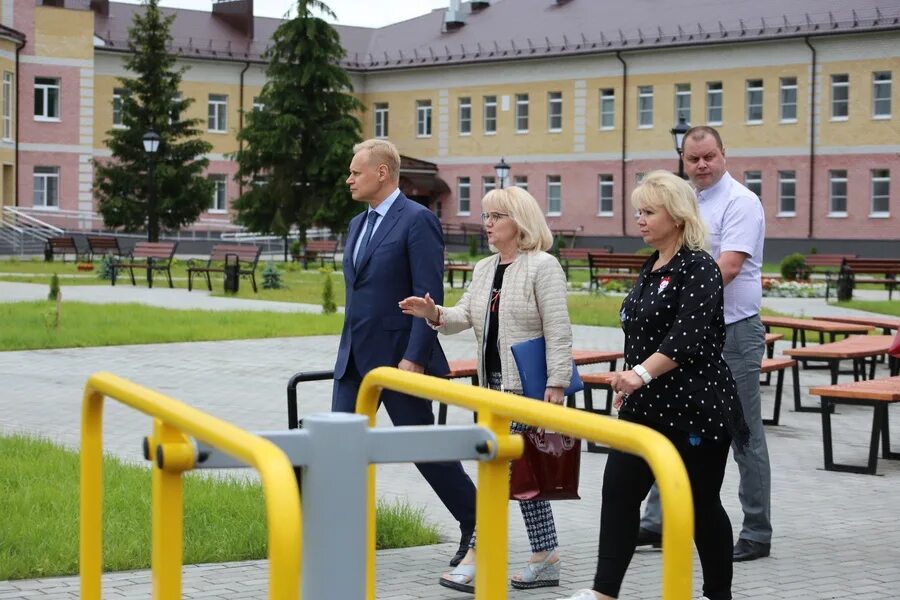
150, 419, 188, 599
356, 367, 693, 600
473, 409, 512, 599
80, 372, 302, 600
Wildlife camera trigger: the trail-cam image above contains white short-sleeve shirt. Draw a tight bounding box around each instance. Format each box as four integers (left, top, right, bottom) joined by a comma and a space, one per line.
697, 171, 765, 324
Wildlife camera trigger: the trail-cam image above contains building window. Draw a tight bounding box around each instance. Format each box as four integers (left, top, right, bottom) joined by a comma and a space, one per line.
873, 71, 891, 118
706, 82, 722, 125
829, 170, 848, 215
674, 83, 691, 124
483, 95, 497, 134
207, 94, 228, 132
482, 176, 496, 196
513, 175, 528, 190
744, 171, 762, 199
600, 88, 615, 130
2, 72, 13, 139
373, 102, 389, 137
746, 79, 763, 123
778, 171, 795, 215
598, 174, 614, 215
34, 77, 60, 120
416, 100, 432, 137
515, 93, 529, 133
112, 88, 128, 128
635, 172, 645, 185
831, 74, 849, 120
547, 175, 561, 215
457, 177, 470, 215
871, 169, 890, 215
458, 97, 471, 135
779, 77, 797, 122
548, 91, 562, 132
209, 174, 228, 212
637, 86, 653, 128
33, 166, 59, 208
252, 96, 265, 111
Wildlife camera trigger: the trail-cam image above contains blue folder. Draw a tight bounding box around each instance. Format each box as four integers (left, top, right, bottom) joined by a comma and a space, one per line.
510, 337, 584, 400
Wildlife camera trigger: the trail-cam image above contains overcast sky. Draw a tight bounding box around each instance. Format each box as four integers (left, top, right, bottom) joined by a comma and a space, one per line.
115, 0, 453, 27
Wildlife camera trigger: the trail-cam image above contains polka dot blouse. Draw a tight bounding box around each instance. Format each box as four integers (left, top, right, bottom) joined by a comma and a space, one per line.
618, 248, 749, 447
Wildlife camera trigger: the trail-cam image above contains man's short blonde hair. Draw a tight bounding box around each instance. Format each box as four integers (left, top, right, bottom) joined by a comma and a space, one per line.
631, 170, 708, 252
482, 186, 553, 252
353, 139, 400, 180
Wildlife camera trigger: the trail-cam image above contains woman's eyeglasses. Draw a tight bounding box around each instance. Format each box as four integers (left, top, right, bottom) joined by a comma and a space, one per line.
480, 212, 510, 223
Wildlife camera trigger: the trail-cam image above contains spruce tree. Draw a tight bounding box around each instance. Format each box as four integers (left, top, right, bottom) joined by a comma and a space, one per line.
233, 0, 363, 242
93, 0, 213, 241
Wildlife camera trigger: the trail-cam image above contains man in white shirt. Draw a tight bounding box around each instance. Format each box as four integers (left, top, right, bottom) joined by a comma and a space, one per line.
637, 126, 771, 562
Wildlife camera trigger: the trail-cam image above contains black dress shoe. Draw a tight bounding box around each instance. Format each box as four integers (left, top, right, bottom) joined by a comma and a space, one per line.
635, 527, 662, 548
732, 538, 770, 562
449, 531, 473, 567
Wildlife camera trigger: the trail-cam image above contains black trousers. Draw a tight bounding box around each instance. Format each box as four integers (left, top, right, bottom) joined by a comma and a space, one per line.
331, 352, 477, 536
593, 415, 733, 600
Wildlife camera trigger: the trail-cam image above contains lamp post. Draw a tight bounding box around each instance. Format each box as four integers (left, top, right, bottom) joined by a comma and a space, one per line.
142, 130, 161, 242
494, 157, 510, 189
670, 117, 690, 179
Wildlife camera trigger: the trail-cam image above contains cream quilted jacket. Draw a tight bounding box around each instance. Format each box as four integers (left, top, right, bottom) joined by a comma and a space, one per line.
435, 251, 573, 393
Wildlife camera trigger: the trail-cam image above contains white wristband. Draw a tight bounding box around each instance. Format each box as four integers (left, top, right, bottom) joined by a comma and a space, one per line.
632, 364, 653, 385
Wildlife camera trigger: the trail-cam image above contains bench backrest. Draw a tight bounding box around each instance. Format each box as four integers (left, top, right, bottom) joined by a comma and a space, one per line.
305, 240, 337, 253
48, 236, 78, 251
558, 248, 610, 261
87, 236, 122, 254
804, 254, 855, 268
589, 253, 647, 271
843, 258, 900, 275
208, 244, 261, 266
131, 241, 176, 261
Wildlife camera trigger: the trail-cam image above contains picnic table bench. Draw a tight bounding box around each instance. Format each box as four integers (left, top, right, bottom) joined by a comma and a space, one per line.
187, 244, 262, 293
296, 240, 338, 269
44, 236, 83, 262
589, 253, 647, 291
86, 235, 124, 262
761, 315, 872, 350
815, 315, 900, 335
783, 334, 898, 385
809, 375, 900, 475
110, 241, 177, 288
826, 258, 900, 301
557, 247, 611, 281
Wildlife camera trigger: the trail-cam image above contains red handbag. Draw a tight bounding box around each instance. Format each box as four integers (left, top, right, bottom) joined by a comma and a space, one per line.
509, 429, 581, 501
890, 329, 900, 358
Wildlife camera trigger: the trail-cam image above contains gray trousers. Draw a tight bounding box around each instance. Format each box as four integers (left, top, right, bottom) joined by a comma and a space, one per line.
640, 314, 772, 544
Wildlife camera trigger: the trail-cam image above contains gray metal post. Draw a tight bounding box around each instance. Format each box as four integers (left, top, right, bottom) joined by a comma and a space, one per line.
300, 412, 369, 599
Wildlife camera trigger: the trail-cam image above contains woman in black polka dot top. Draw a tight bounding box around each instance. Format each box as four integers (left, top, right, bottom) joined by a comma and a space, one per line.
558, 171, 749, 600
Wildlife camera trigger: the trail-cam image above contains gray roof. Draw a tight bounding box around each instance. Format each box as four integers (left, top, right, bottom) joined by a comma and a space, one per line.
92, 0, 900, 68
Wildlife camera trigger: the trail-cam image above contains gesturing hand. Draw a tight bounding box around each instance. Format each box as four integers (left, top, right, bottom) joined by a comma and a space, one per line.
398, 292, 439, 322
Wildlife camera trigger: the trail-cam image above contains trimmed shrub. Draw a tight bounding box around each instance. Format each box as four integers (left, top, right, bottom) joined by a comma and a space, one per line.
780, 253, 809, 281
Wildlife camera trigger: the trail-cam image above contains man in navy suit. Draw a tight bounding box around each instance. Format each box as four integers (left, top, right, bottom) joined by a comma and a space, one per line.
333, 138, 476, 567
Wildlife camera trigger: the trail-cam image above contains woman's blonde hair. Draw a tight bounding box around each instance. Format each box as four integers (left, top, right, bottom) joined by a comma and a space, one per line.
631, 170, 708, 251
482, 186, 553, 252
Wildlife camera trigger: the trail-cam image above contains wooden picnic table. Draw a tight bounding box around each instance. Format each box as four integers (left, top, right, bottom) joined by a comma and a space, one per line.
809, 375, 900, 475
814, 315, 900, 335
783, 335, 898, 385
438, 349, 624, 424
761, 315, 873, 347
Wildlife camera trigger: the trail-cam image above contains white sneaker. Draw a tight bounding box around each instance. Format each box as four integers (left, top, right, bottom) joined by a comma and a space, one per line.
557, 590, 599, 600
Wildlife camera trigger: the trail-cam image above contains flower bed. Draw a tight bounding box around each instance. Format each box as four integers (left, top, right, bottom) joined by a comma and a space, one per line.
76, 263, 94, 272
761, 277, 826, 298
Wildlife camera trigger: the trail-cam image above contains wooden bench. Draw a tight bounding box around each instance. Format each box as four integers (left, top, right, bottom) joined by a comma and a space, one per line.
445, 252, 474, 288
761, 316, 872, 371
187, 244, 262, 293
809, 375, 900, 474
816, 315, 900, 335
296, 239, 338, 269
588, 253, 646, 291
86, 235, 124, 262
111, 241, 177, 288
784, 334, 898, 386
826, 258, 900, 301
803, 254, 855, 276
760, 357, 800, 426
45, 236, 82, 262
557, 247, 611, 281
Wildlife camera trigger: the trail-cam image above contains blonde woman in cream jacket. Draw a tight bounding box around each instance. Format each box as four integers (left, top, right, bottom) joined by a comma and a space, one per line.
400, 186, 573, 594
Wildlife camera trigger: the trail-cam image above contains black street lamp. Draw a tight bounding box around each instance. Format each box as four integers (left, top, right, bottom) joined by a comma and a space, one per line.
670, 117, 690, 179
142, 130, 161, 242
494, 157, 510, 189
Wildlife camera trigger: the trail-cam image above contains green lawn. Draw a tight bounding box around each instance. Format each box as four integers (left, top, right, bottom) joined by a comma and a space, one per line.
0, 433, 439, 580
832, 300, 900, 317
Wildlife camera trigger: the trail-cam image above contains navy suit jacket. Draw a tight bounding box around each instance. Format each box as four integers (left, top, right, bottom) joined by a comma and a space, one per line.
334, 192, 450, 380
